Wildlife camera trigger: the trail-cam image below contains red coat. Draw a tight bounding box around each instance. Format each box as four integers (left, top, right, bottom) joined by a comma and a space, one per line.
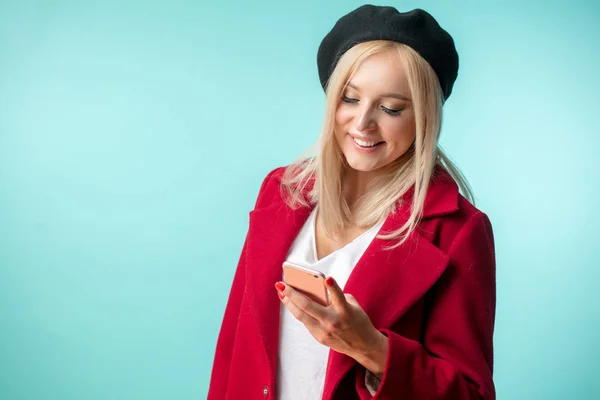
208, 166, 496, 400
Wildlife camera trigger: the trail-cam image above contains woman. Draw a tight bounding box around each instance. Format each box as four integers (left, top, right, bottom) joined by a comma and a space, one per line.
208, 5, 495, 400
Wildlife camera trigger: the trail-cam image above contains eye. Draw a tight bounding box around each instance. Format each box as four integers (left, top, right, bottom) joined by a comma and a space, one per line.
382, 106, 403, 116
341, 95, 358, 103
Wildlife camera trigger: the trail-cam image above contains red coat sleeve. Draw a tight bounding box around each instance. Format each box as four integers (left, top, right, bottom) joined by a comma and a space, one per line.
207, 169, 279, 399
207, 237, 248, 400
356, 211, 496, 399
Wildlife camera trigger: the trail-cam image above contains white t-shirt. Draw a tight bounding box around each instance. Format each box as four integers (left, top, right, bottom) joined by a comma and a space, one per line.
276, 207, 385, 399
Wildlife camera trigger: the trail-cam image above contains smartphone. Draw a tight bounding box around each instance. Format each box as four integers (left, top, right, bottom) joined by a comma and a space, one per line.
282, 261, 330, 306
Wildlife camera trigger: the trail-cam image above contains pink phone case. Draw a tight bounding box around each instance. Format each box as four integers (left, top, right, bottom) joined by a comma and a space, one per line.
282, 262, 330, 306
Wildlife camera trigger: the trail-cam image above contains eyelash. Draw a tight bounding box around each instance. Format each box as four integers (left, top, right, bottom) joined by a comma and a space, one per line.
341, 95, 403, 116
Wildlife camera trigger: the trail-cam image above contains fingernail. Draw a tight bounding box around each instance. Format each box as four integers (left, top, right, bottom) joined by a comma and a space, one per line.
277, 291, 285, 300
275, 282, 286, 292
325, 277, 335, 287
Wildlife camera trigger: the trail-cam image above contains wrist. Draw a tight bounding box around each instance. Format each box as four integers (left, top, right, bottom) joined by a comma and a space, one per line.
355, 330, 389, 376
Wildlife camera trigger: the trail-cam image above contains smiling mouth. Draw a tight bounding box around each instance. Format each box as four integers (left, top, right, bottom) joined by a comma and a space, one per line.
351, 136, 385, 148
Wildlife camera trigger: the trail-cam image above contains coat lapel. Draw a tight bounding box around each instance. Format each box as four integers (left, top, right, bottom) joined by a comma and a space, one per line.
321, 211, 450, 399
245, 201, 314, 381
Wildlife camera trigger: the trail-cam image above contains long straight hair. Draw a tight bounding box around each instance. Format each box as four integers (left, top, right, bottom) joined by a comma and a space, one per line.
281, 40, 473, 250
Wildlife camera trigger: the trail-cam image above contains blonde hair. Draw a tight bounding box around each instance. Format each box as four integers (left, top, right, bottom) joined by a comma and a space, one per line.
281, 40, 473, 250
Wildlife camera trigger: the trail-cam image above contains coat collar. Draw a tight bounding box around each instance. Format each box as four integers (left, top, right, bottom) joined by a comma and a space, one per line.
398, 167, 460, 219
244, 168, 459, 397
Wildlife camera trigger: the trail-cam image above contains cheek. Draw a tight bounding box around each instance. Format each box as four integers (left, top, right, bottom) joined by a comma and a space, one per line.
384, 120, 416, 148
335, 106, 353, 126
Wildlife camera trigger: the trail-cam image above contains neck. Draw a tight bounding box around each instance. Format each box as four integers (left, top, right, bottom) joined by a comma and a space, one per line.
342, 159, 402, 211
342, 168, 378, 210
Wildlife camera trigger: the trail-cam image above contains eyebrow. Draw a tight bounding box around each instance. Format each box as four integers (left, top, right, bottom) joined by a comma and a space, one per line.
347, 82, 411, 102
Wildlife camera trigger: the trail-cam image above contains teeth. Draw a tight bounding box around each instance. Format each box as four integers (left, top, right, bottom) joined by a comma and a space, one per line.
353, 137, 380, 147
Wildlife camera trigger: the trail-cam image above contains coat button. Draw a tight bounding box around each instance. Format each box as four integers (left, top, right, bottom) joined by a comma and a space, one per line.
263, 385, 269, 398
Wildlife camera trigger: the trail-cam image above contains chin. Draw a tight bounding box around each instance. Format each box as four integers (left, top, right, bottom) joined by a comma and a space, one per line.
344, 157, 384, 173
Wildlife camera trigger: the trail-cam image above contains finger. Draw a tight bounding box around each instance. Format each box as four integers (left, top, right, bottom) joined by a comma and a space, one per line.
280, 289, 320, 329
325, 276, 348, 312
344, 293, 358, 306
276, 282, 328, 321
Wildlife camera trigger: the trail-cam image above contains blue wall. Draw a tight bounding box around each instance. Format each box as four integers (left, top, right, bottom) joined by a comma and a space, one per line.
1, 0, 598, 398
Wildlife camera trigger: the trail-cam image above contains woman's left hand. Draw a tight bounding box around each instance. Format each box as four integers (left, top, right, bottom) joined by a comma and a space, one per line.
275, 277, 389, 375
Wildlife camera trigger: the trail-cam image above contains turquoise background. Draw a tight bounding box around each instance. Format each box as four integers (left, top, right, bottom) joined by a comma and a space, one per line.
1, 0, 598, 398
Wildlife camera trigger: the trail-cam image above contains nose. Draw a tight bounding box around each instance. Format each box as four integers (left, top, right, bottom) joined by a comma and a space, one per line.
354, 103, 377, 131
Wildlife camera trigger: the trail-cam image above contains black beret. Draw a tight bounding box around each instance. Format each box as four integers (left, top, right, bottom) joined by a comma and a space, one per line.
317, 5, 459, 100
